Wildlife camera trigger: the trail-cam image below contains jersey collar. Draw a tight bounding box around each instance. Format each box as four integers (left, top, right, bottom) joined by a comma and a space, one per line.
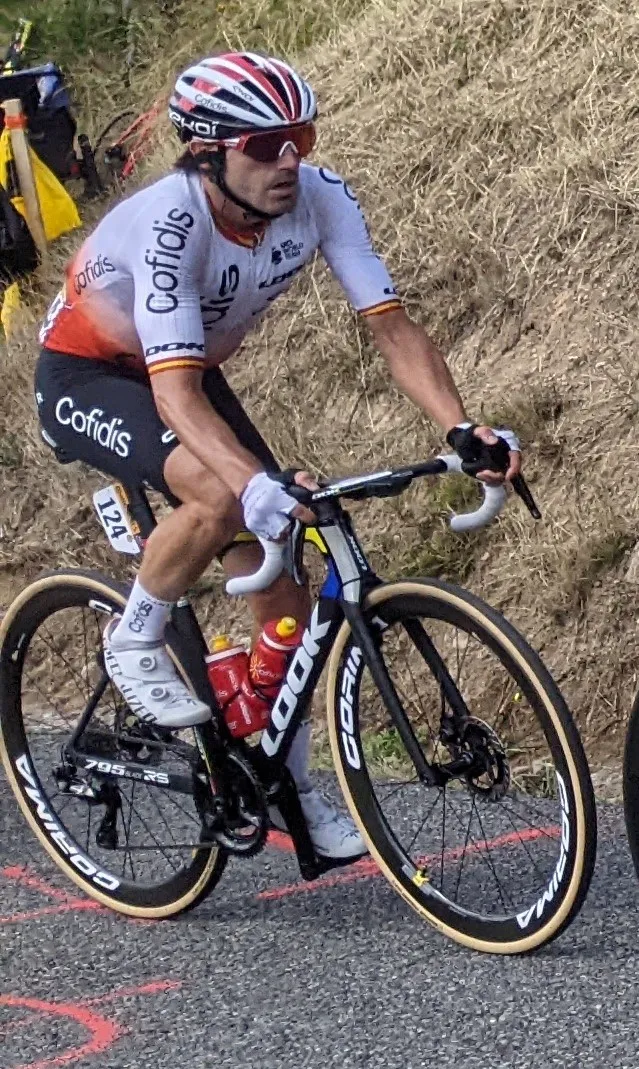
207, 195, 267, 249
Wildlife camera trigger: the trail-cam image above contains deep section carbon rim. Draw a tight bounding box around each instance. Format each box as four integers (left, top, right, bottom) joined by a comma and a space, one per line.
329, 581, 596, 952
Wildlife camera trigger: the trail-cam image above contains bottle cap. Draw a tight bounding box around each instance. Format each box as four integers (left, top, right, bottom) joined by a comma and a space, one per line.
275, 616, 298, 638
211, 635, 232, 652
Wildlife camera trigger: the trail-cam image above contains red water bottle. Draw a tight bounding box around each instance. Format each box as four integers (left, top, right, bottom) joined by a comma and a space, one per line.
206, 636, 270, 738
249, 616, 304, 700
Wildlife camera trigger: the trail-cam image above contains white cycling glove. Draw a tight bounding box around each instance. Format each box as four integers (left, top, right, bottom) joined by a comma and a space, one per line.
491, 426, 520, 452
240, 472, 299, 541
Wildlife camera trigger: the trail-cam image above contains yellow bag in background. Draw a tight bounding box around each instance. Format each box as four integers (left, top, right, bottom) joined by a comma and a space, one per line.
0, 128, 81, 242
1, 280, 21, 339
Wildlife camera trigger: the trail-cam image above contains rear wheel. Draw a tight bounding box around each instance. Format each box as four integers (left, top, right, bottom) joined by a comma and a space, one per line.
0, 570, 227, 918
327, 579, 596, 954
622, 691, 639, 880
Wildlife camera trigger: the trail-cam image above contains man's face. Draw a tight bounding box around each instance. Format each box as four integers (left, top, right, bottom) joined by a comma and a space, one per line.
223, 143, 301, 216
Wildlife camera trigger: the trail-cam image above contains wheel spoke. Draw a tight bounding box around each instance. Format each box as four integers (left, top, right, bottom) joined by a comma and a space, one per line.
346, 589, 589, 941
496, 801, 550, 886
7, 592, 219, 906
466, 795, 513, 911
452, 797, 475, 903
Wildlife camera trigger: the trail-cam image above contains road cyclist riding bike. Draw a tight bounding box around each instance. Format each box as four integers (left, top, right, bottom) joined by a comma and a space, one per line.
34, 52, 530, 865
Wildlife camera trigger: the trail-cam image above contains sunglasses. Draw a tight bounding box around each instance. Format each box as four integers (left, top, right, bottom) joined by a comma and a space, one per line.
218, 122, 317, 163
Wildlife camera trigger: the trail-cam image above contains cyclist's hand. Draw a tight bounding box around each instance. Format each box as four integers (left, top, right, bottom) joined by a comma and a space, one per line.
291, 471, 319, 526
446, 423, 521, 485
240, 471, 316, 541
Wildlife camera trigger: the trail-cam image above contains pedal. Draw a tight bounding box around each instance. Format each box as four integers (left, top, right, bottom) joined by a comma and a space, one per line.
303, 850, 370, 877
267, 770, 366, 881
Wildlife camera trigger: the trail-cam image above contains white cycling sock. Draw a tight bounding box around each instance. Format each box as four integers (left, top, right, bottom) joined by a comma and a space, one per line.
285, 719, 313, 794
111, 578, 173, 647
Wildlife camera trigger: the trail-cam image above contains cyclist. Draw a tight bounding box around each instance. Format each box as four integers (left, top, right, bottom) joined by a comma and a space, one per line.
34, 51, 521, 860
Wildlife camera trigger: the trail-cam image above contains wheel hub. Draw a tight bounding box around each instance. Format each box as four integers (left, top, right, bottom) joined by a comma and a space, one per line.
457, 717, 511, 800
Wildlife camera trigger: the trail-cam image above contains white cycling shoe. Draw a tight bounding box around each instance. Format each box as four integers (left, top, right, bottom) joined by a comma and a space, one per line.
103, 620, 211, 730
270, 787, 368, 861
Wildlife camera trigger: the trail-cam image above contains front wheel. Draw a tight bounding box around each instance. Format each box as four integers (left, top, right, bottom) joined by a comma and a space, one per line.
327, 579, 596, 954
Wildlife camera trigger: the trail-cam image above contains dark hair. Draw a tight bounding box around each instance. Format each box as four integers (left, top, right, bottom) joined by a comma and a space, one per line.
173, 147, 226, 173
173, 149, 201, 172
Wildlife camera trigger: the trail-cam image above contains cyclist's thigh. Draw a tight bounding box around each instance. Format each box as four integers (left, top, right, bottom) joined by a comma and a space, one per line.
34, 348, 178, 499
202, 366, 280, 473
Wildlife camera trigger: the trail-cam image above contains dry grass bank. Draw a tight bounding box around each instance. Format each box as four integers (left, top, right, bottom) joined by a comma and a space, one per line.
4, 0, 639, 769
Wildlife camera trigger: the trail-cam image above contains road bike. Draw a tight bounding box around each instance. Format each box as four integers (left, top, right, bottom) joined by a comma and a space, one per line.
92, 99, 164, 191
0, 446, 597, 954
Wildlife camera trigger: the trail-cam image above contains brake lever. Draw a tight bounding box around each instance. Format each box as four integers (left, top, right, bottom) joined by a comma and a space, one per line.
480, 437, 542, 520
282, 518, 307, 586
271, 470, 314, 506
511, 473, 542, 520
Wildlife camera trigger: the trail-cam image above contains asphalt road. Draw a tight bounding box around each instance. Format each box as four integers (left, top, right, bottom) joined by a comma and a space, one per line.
1, 772, 638, 1069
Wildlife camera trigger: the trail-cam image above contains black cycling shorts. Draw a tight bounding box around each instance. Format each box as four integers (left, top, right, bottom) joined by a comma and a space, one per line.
34, 349, 279, 504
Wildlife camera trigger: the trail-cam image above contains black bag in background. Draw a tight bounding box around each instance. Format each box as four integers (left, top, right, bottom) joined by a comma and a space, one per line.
0, 182, 39, 283
0, 64, 77, 184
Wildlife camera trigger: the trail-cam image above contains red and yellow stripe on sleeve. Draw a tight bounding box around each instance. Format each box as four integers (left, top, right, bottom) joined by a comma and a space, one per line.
147, 356, 204, 377
359, 298, 403, 318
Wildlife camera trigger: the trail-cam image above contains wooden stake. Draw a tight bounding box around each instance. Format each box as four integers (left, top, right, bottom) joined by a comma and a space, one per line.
2, 97, 48, 261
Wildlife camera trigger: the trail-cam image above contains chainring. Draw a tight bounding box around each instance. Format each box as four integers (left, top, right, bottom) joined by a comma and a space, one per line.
200, 749, 269, 858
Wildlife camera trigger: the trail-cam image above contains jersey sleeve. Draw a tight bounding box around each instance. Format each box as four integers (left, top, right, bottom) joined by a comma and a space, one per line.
309, 166, 402, 318
128, 198, 208, 377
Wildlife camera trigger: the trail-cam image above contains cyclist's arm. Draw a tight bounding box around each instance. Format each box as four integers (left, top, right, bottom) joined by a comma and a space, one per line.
312, 168, 467, 434
312, 167, 404, 321
129, 200, 262, 495
152, 367, 262, 496
365, 307, 467, 434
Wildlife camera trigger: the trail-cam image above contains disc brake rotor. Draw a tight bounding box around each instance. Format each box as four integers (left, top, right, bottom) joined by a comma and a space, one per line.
458, 716, 511, 800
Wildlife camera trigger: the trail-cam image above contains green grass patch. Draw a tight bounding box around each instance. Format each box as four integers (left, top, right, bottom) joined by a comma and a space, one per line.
0, 1, 131, 74
0, 432, 24, 469
311, 723, 417, 779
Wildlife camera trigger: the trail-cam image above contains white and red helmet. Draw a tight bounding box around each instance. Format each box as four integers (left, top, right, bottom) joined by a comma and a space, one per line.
169, 52, 317, 142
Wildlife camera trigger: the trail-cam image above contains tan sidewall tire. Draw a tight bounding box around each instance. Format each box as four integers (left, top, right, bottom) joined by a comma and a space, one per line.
326, 580, 590, 954
0, 572, 222, 919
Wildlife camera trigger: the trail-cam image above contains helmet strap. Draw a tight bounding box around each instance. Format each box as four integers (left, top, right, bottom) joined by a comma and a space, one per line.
195, 149, 283, 222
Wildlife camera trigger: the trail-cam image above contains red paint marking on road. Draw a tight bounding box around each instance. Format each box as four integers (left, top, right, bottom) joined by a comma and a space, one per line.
0, 866, 105, 925
0, 979, 183, 1069
0, 865, 153, 927
83, 979, 183, 1004
0, 901, 103, 926
0, 994, 121, 1069
266, 829, 293, 852
257, 825, 560, 901
0, 867, 80, 903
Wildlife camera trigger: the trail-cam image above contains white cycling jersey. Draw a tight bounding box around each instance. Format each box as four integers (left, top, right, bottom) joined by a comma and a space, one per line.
40, 163, 402, 379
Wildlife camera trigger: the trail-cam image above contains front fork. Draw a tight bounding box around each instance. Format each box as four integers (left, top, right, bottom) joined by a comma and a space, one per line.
343, 602, 475, 787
